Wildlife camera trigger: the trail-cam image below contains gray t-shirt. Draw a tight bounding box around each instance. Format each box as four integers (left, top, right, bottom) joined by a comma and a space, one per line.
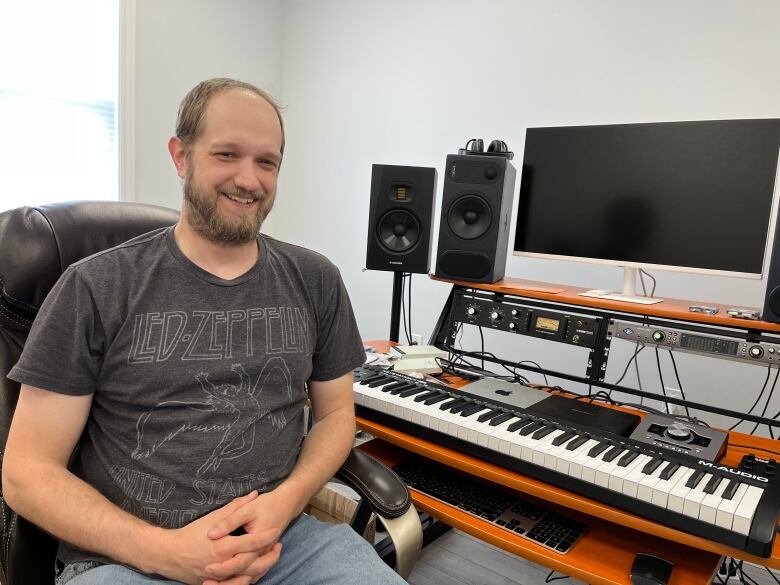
8, 226, 365, 565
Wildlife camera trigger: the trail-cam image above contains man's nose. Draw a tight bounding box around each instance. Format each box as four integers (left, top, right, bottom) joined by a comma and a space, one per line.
233, 159, 261, 192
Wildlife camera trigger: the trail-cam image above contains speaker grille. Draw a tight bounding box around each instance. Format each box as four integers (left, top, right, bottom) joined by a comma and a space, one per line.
448, 194, 492, 240
377, 210, 420, 253
438, 250, 492, 279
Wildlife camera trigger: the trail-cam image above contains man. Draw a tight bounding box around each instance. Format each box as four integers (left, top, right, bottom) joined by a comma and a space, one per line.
2, 78, 406, 585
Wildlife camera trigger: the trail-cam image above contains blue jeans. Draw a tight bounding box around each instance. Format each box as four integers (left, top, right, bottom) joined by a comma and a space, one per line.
57, 514, 407, 585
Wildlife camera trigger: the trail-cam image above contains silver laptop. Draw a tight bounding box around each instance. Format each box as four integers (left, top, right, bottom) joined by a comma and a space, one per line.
459, 378, 549, 410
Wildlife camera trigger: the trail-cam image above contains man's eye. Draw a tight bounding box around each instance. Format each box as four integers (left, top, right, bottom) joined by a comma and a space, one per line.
216, 152, 236, 158
258, 159, 279, 169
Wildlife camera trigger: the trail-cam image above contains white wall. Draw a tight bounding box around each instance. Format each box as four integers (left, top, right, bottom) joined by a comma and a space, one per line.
128, 0, 780, 432
271, 0, 780, 432
131, 0, 283, 215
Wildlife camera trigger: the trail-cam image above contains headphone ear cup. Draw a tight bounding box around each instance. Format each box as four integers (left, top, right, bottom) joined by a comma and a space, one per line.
487, 140, 507, 153
473, 138, 484, 152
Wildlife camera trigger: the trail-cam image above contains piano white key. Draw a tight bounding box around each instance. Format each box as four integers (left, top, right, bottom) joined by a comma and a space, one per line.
700, 480, 730, 524
530, 429, 566, 465
594, 448, 630, 488
581, 444, 613, 483
490, 418, 523, 454
555, 437, 594, 475
622, 457, 660, 498
508, 423, 543, 460
650, 465, 689, 508
568, 439, 601, 478
543, 434, 578, 469
732, 485, 764, 536
636, 461, 670, 503
520, 424, 556, 462
715, 483, 749, 531
664, 468, 696, 513
682, 473, 714, 518
608, 453, 651, 492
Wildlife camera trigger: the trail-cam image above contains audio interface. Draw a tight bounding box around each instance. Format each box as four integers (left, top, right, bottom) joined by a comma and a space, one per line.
608, 319, 780, 366
452, 294, 602, 349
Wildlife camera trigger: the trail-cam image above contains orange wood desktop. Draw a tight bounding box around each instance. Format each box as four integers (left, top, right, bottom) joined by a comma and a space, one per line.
431, 275, 780, 333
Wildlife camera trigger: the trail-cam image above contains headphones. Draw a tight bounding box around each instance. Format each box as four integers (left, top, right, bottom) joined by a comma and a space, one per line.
458, 138, 513, 159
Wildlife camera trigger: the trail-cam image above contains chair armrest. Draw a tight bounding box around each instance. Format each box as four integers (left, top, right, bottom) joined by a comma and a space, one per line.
334, 449, 410, 519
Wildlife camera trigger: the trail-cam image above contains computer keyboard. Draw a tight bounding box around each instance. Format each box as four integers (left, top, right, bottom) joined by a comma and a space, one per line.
393, 456, 587, 553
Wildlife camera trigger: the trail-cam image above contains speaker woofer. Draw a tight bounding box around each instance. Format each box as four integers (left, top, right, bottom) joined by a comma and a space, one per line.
448, 194, 492, 240
377, 210, 420, 253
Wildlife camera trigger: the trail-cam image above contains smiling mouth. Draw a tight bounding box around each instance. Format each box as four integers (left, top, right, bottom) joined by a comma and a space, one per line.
221, 191, 258, 206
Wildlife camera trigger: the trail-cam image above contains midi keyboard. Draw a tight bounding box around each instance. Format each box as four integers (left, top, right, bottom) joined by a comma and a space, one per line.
353, 365, 780, 557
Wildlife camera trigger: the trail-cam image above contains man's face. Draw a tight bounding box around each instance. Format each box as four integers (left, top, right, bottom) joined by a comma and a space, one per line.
175, 90, 283, 245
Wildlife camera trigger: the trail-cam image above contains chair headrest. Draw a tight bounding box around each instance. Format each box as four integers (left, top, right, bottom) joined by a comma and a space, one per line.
0, 201, 180, 317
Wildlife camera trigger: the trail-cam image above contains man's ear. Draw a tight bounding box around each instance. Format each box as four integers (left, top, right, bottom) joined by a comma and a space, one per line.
168, 136, 188, 179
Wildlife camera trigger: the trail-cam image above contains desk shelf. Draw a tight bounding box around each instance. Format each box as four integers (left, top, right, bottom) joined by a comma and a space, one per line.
359, 436, 721, 585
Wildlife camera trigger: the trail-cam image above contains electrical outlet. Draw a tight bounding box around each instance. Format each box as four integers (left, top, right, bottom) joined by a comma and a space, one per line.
665, 387, 685, 416
411, 333, 424, 346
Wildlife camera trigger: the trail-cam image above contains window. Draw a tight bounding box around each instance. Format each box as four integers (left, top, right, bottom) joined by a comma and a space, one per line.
0, 0, 121, 212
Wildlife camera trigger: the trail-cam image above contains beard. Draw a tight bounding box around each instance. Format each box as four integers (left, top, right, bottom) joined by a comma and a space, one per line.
182, 168, 275, 246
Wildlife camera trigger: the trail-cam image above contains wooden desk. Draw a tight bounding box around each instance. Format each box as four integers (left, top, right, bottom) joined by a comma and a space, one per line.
358, 339, 779, 584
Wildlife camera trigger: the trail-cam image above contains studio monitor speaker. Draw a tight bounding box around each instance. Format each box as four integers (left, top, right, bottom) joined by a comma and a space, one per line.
434, 154, 516, 283
763, 230, 780, 323
365, 164, 437, 274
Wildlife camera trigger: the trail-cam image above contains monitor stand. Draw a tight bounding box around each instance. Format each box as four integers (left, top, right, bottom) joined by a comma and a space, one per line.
578, 267, 663, 305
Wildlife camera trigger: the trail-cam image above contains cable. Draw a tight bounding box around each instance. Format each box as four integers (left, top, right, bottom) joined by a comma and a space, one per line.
654, 347, 668, 413
407, 273, 413, 343
613, 341, 645, 386
766, 567, 780, 585
639, 269, 657, 297
667, 350, 692, 418
399, 274, 411, 344
516, 360, 549, 386
750, 367, 780, 436
545, 570, 568, 583
728, 443, 780, 458
731, 366, 772, 431
477, 326, 485, 370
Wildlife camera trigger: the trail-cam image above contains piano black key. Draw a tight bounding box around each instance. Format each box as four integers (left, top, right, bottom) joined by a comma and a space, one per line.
489, 412, 515, 427
413, 390, 439, 402
519, 421, 546, 436
565, 435, 589, 450
389, 383, 416, 395
551, 430, 577, 446
588, 441, 611, 458
477, 409, 503, 423
617, 450, 639, 467
601, 446, 625, 463
531, 425, 557, 440
658, 463, 681, 481
360, 374, 385, 385
722, 479, 741, 500
398, 386, 426, 398
685, 470, 706, 489
439, 398, 466, 411
367, 377, 394, 388
507, 416, 534, 432
642, 457, 663, 475
382, 381, 408, 393
424, 393, 451, 405
703, 475, 724, 495
450, 400, 475, 414
460, 404, 487, 417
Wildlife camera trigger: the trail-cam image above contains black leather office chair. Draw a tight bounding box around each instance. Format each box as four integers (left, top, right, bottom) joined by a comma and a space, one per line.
0, 201, 421, 584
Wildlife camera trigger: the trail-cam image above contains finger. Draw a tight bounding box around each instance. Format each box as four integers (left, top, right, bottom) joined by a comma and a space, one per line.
208, 494, 259, 539
243, 542, 282, 582
204, 550, 258, 581
202, 575, 253, 585
210, 527, 280, 568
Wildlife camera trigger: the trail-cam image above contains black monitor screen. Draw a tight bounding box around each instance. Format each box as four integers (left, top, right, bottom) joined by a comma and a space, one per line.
514, 119, 780, 275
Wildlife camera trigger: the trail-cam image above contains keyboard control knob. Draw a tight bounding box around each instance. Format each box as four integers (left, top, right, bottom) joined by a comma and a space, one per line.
509, 323, 516, 330
749, 345, 764, 358
511, 309, 519, 316
466, 306, 478, 316
652, 330, 666, 342
490, 311, 501, 321
666, 423, 692, 441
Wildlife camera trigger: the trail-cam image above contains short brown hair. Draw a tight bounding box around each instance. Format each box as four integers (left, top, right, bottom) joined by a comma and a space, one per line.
175, 78, 285, 154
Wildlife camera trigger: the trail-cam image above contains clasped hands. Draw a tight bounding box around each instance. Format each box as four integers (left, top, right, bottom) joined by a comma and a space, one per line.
162, 489, 295, 585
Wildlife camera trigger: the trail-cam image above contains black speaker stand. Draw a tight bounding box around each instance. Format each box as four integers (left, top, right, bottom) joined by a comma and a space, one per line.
389, 272, 404, 343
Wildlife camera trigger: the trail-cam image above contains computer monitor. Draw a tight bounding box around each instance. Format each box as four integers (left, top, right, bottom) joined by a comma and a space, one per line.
513, 119, 780, 303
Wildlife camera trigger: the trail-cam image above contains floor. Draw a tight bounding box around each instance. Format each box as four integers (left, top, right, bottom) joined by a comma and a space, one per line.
405, 527, 586, 585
